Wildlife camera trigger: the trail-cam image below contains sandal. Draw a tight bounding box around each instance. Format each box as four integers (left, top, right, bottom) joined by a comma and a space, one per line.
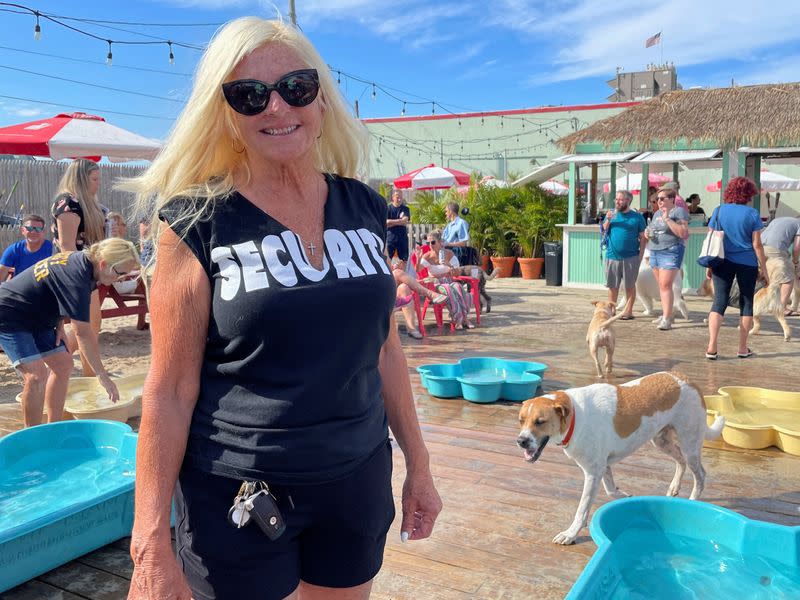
430, 292, 448, 305
619, 314, 635, 321
784, 310, 799, 317
705, 351, 718, 360
737, 348, 753, 359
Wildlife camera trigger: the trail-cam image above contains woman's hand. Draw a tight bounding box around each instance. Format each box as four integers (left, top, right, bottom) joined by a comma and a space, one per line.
400, 465, 442, 542
97, 372, 120, 403
55, 320, 67, 347
128, 538, 192, 600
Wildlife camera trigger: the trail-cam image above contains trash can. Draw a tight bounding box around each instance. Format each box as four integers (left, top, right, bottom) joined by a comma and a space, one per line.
544, 242, 563, 286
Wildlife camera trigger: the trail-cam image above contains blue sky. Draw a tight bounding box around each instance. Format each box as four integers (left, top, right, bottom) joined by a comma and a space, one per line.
1, 0, 799, 143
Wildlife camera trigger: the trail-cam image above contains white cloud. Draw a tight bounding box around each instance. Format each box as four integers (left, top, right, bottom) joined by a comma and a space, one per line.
516, 0, 800, 84
13, 108, 43, 117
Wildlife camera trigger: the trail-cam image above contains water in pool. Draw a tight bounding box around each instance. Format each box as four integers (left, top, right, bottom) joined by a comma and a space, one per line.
0, 447, 135, 530
609, 527, 800, 599
459, 368, 508, 382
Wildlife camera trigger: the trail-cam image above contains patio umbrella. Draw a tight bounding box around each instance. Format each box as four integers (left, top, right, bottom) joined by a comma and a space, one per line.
0, 112, 161, 162
705, 169, 800, 193
603, 173, 671, 194
538, 180, 569, 195
393, 164, 470, 190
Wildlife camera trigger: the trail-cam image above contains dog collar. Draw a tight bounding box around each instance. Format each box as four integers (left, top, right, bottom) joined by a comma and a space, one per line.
558, 411, 576, 447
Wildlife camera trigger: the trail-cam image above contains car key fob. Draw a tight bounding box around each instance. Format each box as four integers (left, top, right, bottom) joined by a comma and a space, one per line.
246, 490, 287, 541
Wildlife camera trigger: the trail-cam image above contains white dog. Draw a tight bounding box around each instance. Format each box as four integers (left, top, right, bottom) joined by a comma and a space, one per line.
617, 257, 688, 320
517, 371, 724, 545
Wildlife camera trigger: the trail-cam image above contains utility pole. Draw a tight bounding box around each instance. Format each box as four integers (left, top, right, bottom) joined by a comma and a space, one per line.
288, 0, 297, 26
440, 137, 444, 166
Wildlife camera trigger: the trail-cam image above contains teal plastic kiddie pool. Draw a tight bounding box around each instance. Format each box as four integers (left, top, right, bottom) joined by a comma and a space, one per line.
0, 420, 138, 592
567, 496, 800, 599
416, 357, 547, 403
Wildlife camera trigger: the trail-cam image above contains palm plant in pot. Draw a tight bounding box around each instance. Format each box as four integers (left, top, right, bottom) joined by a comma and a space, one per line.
482, 187, 520, 278
511, 188, 567, 280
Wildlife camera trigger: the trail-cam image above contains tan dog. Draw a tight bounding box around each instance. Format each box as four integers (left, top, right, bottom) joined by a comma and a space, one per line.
586, 300, 623, 378
516, 371, 725, 545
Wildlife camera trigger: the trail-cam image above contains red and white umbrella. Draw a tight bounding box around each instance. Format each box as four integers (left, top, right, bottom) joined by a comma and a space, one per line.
393, 164, 471, 190
706, 169, 800, 193
539, 179, 569, 195
603, 173, 671, 194
0, 112, 161, 162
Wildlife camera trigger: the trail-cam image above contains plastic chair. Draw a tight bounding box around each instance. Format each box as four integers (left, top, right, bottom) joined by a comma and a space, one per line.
420, 278, 481, 330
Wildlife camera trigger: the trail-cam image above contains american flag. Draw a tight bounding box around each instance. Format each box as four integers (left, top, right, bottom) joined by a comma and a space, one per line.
645, 32, 662, 48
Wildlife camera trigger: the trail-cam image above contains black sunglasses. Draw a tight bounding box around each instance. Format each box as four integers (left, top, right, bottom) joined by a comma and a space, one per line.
222, 69, 320, 116
112, 265, 129, 276
428, 240, 437, 245
23, 224, 45, 232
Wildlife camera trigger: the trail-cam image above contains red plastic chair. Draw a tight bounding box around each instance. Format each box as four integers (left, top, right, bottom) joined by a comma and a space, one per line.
420, 278, 481, 330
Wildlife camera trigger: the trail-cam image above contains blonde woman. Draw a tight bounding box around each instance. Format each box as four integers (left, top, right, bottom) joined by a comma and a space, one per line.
419, 229, 474, 329
51, 158, 108, 375
0, 238, 140, 427
121, 17, 440, 600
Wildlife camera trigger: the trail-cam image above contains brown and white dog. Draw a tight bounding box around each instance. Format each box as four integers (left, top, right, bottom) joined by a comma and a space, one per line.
586, 300, 624, 378
516, 371, 725, 545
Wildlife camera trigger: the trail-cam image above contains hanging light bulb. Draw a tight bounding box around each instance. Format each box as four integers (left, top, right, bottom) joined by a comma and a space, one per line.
431, 103, 435, 115
371, 83, 376, 101
33, 11, 41, 40
337, 71, 341, 85
401, 102, 406, 116
168, 41, 174, 65
480, 116, 484, 126
500, 116, 504, 128
106, 41, 113, 66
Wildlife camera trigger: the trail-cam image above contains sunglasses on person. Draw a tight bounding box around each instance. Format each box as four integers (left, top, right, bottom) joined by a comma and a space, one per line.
656, 195, 674, 201
23, 224, 45, 232
111, 264, 133, 277
222, 69, 320, 116
427, 240, 437, 245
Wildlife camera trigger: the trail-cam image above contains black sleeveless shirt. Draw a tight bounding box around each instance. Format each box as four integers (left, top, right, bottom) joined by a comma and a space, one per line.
160, 175, 396, 483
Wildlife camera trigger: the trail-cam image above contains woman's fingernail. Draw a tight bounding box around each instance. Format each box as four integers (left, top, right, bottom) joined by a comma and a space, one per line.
401, 531, 409, 543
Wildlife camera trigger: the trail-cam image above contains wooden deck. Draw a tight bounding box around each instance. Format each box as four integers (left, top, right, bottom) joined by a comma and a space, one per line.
2, 279, 799, 599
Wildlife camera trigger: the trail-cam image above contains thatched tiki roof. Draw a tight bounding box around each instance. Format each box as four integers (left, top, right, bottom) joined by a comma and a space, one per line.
558, 82, 800, 153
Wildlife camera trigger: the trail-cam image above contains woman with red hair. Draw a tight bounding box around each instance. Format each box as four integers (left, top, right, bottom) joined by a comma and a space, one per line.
704, 176, 769, 359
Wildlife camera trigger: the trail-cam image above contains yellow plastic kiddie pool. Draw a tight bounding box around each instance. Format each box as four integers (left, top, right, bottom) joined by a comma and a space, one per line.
705, 386, 800, 455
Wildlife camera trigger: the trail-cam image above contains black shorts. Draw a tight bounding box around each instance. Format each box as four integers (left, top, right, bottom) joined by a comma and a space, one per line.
175, 440, 394, 600
386, 234, 409, 261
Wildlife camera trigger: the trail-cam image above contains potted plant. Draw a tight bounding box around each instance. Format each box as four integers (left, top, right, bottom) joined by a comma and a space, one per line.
481, 187, 519, 278
511, 188, 567, 279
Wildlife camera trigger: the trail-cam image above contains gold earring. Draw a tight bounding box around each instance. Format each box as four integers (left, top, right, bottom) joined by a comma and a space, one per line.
232, 138, 245, 154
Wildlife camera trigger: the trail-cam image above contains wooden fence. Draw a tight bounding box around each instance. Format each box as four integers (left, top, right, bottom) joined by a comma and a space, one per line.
0, 160, 146, 248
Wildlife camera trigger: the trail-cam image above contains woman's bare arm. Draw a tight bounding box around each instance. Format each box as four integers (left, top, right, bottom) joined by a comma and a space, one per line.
55, 213, 81, 252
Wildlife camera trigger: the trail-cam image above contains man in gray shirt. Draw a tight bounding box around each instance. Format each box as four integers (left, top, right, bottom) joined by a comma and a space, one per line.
761, 216, 800, 315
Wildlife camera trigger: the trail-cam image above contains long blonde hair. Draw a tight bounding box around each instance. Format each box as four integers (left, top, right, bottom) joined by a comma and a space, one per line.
56, 158, 105, 244
84, 237, 140, 270
120, 16, 369, 244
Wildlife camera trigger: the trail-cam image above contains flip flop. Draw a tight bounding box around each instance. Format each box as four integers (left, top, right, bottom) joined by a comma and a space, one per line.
705, 352, 718, 360
784, 310, 799, 317
619, 315, 635, 320
737, 348, 753, 359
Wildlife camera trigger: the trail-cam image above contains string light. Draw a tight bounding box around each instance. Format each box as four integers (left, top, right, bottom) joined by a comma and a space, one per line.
33, 10, 41, 40
167, 41, 174, 65
371, 83, 376, 101
106, 40, 113, 66
401, 101, 406, 116
337, 70, 341, 85
431, 102, 435, 115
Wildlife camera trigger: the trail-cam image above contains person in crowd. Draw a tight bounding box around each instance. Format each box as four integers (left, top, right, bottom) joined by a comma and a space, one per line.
0, 238, 138, 427
419, 229, 473, 329
442, 201, 475, 265
640, 187, 658, 222
686, 194, 706, 219
602, 191, 646, 320
386, 189, 411, 262
106, 212, 129, 239
0, 214, 53, 281
644, 186, 689, 330
120, 17, 440, 600
391, 258, 446, 339
759, 215, 800, 316
705, 176, 769, 359
662, 181, 689, 211
51, 158, 108, 376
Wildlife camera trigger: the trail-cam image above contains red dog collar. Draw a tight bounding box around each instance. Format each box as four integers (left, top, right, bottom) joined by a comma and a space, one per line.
558, 411, 576, 447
